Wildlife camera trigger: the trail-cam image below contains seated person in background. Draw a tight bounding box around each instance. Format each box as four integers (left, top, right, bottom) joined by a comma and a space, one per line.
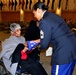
24, 20, 41, 62
66, 18, 74, 29
0, 23, 47, 75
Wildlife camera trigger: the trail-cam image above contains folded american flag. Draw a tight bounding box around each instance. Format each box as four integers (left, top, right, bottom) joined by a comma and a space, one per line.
27, 41, 39, 51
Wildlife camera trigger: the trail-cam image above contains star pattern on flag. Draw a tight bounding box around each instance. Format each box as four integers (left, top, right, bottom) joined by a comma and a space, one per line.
27, 41, 39, 51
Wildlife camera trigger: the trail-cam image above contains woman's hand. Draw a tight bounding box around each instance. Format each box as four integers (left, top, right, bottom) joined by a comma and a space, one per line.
24, 42, 28, 47
22, 46, 28, 52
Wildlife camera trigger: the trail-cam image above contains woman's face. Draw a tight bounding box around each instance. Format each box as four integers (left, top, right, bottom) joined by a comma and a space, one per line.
14, 29, 21, 37
33, 9, 43, 21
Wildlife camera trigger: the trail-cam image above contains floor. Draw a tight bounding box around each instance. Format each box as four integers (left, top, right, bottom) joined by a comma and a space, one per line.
0, 31, 76, 75
40, 50, 76, 75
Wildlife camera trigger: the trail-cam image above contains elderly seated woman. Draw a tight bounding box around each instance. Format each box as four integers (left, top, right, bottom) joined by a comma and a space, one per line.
0, 23, 47, 75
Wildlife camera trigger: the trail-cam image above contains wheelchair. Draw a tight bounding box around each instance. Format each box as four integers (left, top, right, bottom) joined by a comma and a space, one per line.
0, 58, 31, 75
0, 59, 9, 75
0, 41, 31, 75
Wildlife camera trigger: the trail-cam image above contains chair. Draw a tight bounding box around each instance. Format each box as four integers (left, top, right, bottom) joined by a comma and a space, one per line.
0, 59, 31, 75
0, 41, 31, 75
0, 59, 10, 75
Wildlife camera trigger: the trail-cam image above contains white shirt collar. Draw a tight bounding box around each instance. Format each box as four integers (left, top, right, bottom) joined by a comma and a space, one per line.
42, 10, 46, 18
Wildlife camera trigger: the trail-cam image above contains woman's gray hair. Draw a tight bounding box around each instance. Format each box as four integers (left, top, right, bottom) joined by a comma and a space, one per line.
10, 23, 21, 32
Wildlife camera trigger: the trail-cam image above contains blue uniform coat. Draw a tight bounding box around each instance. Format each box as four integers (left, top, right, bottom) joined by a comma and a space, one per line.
39, 11, 76, 65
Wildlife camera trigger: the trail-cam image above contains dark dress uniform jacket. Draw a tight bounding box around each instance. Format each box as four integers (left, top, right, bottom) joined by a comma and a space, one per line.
39, 11, 76, 65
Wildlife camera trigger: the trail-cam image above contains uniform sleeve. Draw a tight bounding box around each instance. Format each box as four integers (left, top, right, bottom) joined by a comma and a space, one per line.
39, 20, 52, 50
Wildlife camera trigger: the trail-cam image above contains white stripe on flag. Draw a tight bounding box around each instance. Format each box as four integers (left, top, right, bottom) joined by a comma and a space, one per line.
55, 65, 59, 75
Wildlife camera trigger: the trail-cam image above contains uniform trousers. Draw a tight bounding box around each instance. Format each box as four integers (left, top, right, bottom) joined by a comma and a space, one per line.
51, 61, 76, 75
